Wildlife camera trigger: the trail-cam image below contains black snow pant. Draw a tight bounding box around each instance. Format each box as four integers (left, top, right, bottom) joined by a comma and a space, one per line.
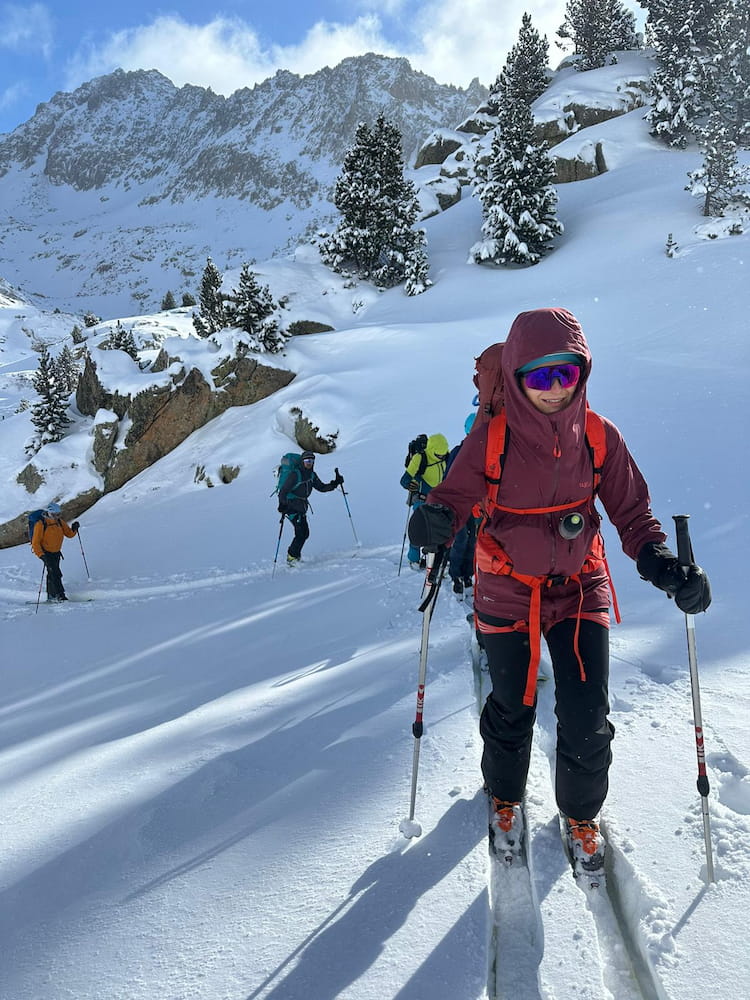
41, 551, 67, 600
286, 512, 310, 559
480, 618, 614, 820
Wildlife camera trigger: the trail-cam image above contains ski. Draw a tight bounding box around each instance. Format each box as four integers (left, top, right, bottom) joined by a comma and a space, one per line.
486, 797, 543, 1000
26, 596, 94, 605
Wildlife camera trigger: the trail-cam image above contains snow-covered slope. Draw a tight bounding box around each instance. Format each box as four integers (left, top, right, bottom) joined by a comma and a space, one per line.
0, 53, 749, 1000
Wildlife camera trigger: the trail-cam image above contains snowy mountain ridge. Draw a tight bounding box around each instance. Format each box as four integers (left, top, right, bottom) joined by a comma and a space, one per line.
0, 54, 485, 317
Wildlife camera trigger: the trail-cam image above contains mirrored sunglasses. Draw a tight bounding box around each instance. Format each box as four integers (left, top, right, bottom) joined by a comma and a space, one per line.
303, 457, 315, 464
521, 363, 581, 391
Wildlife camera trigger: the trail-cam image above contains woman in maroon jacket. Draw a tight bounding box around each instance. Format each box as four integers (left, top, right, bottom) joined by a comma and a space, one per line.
408, 307, 711, 874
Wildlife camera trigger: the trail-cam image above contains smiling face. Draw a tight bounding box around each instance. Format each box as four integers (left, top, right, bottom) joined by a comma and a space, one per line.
520, 363, 581, 415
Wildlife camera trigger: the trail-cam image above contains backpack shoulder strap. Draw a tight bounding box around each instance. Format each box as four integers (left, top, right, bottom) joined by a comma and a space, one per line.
583, 409, 607, 493
483, 408, 607, 508
416, 451, 428, 479
483, 410, 509, 508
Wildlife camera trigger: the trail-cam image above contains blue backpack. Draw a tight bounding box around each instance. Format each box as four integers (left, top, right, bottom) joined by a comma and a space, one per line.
275, 453, 305, 498
28, 508, 47, 542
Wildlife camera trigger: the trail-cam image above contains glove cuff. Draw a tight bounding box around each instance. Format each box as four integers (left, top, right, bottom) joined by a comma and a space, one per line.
637, 541, 682, 594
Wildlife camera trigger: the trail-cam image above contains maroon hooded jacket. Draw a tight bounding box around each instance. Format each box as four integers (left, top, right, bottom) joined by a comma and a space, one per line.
428, 308, 666, 628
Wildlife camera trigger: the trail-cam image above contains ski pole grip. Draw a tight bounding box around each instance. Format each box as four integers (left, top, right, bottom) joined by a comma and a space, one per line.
673, 514, 693, 570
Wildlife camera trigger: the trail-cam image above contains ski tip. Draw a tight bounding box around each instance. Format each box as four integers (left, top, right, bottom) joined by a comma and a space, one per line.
399, 818, 422, 840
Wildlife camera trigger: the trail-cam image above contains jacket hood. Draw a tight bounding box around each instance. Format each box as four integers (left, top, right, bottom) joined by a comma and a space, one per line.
503, 308, 591, 379
502, 308, 591, 438
425, 433, 449, 461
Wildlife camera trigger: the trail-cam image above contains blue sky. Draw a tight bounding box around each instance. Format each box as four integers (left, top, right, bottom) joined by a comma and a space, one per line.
0, 0, 647, 135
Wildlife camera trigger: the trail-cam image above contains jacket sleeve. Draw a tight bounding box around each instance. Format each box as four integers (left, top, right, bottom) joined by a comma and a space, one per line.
313, 473, 337, 493
31, 520, 45, 558
596, 420, 667, 561
62, 519, 77, 538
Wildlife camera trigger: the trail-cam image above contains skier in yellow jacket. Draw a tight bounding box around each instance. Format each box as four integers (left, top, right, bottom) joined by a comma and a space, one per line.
31, 502, 80, 601
400, 432, 449, 569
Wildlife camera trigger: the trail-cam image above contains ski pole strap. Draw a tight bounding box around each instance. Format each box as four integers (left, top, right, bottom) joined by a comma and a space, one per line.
418, 546, 448, 613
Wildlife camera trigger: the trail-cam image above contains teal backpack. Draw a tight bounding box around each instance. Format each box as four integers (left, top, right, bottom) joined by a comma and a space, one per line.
275, 453, 305, 498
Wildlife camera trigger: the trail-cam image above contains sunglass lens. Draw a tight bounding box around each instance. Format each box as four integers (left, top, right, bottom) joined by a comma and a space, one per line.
523, 364, 580, 391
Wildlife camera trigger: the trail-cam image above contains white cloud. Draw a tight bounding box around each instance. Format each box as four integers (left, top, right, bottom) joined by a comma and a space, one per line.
0, 2, 54, 57
0, 80, 27, 110
62, 2, 649, 97
64, 14, 397, 95
407, 0, 568, 86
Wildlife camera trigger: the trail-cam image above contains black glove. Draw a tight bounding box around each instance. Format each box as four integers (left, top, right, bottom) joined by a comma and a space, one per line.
408, 503, 454, 551
71, 521, 80, 531
333, 467, 344, 487
637, 542, 712, 614
406, 479, 420, 493
278, 501, 289, 515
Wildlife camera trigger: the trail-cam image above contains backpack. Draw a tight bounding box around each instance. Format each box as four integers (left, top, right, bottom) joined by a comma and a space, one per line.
404, 434, 427, 470
28, 509, 47, 543
275, 453, 305, 498
471, 342, 505, 430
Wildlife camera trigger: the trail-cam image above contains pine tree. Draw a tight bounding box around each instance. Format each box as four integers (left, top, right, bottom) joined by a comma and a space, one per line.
107, 320, 139, 360
28, 345, 70, 453
321, 115, 430, 291
56, 344, 79, 394
226, 263, 287, 353
193, 257, 227, 337
404, 235, 432, 296
181, 292, 197, 307
470, 98, 563, 266
161, 290, 177, 311
557, 0, 639, 71
686, 110, 750, 215
489, 12, 549, 115
712, 0, 750, 145
646, 0, 712, 147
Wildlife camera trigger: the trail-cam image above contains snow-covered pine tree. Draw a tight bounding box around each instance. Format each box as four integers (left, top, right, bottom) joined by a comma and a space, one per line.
28, 345, 71, 453
712, 0, 750, 146
646, 0, 711, 147
404, 236, 432, 296
107, 320, 139, 360
488, 13, 550, 115
321, 115, 430, 292
161, 290, 176, 311
686, 110, 750, 215
226, 263, 287, 353
557, 0, 638, 71
56, 344, 79, 394
470, 98, 563, 266
193, 257, 227, 337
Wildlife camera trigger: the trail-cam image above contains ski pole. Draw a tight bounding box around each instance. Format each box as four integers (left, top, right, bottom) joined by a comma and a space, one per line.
400, 546, 448, 839
35, 563, 45, 614
77, 529, 90, 579
271, 514, 286, 578
397, 493, 414, 576
336, 469, 360, 547
673, 514, 714, 884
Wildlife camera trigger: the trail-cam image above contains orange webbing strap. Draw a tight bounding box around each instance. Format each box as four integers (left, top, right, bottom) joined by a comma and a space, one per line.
603, 554, 621, 624
494, 498, 585, 516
